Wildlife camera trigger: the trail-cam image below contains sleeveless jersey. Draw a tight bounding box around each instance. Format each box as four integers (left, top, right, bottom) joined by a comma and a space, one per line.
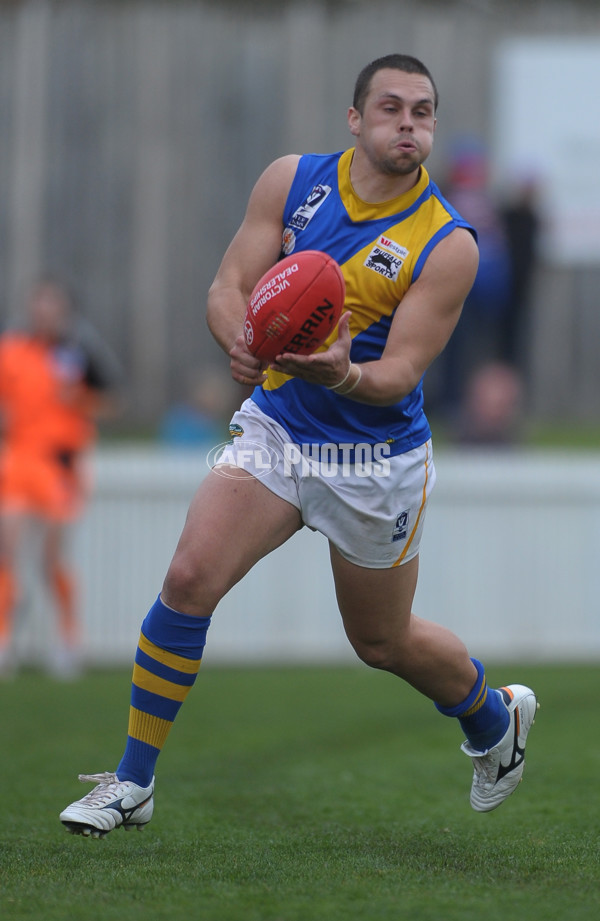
252, 148, 475, 457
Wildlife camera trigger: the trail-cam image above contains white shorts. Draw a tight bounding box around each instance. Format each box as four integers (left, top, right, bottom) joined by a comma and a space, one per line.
213, 399, 436, 569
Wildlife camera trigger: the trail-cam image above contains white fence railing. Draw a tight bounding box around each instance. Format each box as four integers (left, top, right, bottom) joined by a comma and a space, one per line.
14, 446, 600, 666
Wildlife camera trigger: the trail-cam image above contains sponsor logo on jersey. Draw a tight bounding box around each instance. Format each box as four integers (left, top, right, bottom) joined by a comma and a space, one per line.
377, 235, 409, 260
364, 236, 409, 281
392, 509, 409, 542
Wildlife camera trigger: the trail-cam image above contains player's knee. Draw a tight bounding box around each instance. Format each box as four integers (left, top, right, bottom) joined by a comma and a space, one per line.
351, 637, 398, 672
162, 552, 224, 616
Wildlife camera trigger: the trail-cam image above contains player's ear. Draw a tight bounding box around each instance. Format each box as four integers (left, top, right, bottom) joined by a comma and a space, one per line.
348, 107, 361, 138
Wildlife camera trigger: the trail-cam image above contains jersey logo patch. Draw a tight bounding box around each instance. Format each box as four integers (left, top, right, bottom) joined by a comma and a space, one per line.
281, 227, 297, 255
288, 184, 332, 231
365, 236, 409, 281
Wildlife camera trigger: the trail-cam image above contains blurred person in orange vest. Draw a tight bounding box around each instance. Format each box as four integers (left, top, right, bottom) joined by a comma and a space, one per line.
0, 277, 121, 678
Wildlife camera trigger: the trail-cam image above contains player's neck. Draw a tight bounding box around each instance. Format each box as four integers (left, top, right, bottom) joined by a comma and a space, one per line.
349, 152, 422, 203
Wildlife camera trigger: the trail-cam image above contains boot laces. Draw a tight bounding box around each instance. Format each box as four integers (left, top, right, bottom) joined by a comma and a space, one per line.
77, 772, 125, 805
471, 754, 497, 785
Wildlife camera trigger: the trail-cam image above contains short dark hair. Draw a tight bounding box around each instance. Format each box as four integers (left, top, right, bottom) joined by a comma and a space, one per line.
353, 54, 439, 113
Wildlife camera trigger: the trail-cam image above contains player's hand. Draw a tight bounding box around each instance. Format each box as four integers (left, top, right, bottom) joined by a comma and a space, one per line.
229, 334, 268, 387
269, 312, 353, 388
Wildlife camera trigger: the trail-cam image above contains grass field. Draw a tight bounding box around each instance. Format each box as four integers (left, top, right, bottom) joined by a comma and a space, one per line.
2, 663, 599, 921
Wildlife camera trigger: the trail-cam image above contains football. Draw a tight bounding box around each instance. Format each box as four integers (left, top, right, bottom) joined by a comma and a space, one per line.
243, 250, 345, 362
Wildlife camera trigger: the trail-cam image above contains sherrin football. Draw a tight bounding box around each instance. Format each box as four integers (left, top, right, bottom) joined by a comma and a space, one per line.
243, 250, 345, 362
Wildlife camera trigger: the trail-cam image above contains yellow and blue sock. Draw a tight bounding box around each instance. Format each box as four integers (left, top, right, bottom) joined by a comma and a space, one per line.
435, 658, 510, 752
116, 595, 211, 787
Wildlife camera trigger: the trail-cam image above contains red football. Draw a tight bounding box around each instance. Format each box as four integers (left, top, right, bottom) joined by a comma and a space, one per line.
244, 250, 345, 362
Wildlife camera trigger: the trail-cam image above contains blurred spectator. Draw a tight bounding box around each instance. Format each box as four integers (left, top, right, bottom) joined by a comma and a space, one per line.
429, 139, 513, 422
454, 361, 524, 446
158, 367, 235, 448
499, 172, 542, 374
0, 277, 122, 678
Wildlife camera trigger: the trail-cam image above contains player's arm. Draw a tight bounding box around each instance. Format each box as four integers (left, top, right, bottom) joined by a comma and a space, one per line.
354, 227, 479, 404
206, 155, 300, 386
273, 227, 479, 404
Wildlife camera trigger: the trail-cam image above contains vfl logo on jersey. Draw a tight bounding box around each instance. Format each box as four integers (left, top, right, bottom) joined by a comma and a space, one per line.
392, 510, 409, 542
365, 236, 409, 281
288, 184, 332, 231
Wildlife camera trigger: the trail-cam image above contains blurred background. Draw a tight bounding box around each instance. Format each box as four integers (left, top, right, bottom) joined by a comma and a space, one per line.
1, 0, 599, 671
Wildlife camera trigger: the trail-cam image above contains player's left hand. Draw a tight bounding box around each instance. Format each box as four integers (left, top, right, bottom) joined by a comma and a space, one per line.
270, 312, 353, 388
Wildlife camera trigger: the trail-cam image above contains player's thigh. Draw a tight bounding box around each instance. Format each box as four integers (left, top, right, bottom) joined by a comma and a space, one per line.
163, 467, 302, 612
329, 542, 419, 645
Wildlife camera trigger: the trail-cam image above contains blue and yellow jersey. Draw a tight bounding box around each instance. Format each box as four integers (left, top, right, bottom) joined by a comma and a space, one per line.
252, 148, 475, 456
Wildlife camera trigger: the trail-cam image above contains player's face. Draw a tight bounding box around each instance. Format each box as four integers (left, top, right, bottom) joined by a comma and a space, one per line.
348, 69, 437, 177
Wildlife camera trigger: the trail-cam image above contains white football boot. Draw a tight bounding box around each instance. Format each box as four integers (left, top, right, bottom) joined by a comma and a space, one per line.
461, 684, 539, 812
60, 772, 154, 837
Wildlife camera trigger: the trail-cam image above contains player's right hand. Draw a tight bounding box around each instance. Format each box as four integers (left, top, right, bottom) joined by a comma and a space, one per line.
229, 334, 268, 387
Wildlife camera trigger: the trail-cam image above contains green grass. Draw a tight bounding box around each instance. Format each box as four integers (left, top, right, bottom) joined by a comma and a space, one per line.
525, 423, 600, 450
2, 664, 599, 920
428, 415, 600, 450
